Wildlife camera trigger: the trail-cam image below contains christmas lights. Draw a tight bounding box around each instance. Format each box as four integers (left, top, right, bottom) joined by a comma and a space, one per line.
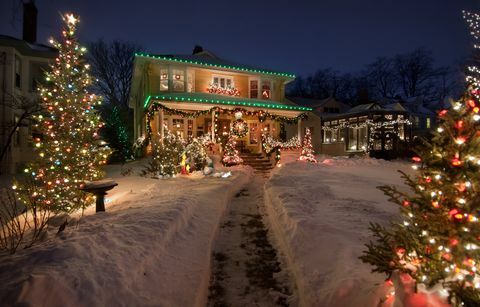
298, 128, 317, 163
135, 53, 296, 78
14, 13, 111, 212
206, 83, 241, 96
222, 134, 243, 166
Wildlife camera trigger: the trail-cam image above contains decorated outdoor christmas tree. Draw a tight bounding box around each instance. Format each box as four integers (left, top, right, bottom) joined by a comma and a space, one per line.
185, 138, 208, 171
222, 135, 243, 166
15, 13, 111, 213
146, 130, 185, 177
298, 128, 317, 163
360, 12, 480, 306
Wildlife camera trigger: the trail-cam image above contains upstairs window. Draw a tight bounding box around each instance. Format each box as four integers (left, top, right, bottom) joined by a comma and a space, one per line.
213, 76, 233, 89
172, 69, 185, 91
160, 68, 168, 91
426, 117, 431, 129
261, 80, 271, 100
15, 56, 21, 89
250, 80, 258, 99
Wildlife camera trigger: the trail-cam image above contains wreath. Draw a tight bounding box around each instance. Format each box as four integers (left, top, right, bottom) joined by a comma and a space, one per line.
231, 119, 249, 138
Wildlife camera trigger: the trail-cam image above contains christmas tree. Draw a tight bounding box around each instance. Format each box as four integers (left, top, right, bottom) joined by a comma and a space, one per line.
222, 135, 243, 166
360, 12, 480, 306
15, 14, 111, 213
144, 130, 184, 177
298, 128, 317, 163
185, 138, 208, 171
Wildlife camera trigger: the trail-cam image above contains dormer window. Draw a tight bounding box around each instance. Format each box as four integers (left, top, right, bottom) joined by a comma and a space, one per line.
160, 68, 168, 91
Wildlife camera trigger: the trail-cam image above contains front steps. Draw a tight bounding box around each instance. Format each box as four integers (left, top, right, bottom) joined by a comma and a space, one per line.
239, 152, 274, 172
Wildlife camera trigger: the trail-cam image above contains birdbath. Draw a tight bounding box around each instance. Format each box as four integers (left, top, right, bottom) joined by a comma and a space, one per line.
80, 179, 118, 212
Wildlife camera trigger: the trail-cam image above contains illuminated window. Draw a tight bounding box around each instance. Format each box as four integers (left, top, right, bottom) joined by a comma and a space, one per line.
213, 76, 233, 89
250, 80, 258, 98
160, 68, 168, 91
426, 117, 431, 129
172, 69, 185, 91
261, 80, 271, 100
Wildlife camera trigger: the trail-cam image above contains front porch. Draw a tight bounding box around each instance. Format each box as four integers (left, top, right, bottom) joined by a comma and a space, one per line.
144, 93, 310, 154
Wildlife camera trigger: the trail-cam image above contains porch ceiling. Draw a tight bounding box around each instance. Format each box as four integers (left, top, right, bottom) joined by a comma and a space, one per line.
144, 92, 312, 114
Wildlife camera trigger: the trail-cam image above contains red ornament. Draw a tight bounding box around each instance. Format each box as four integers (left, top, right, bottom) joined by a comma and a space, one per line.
467, 99, 476, 108
425, 176, 432, 183
412, 156, 422, 163
455, 120, 464, 129
402, 200, 410, 207
450, 238, 459, 246
439, 109, 448, 117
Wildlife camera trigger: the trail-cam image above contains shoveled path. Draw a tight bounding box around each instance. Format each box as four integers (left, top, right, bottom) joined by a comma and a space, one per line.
207, 175, 296, 307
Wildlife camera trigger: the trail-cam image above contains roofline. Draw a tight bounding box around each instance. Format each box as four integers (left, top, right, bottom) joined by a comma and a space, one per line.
144, 94, 312, 111
321, 109, 409, 121
135, 52, 296, 79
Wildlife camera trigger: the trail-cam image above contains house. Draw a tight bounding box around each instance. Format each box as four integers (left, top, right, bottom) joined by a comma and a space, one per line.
320, 102, 412, 159
129, 46, 313, 154
0, 1, 57, 174
399, 97, 437, 138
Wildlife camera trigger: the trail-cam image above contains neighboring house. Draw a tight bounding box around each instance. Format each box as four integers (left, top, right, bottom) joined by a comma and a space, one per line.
0, 1, 56, 174
319, 102, 412, 159
129, 46, 313, 154
399, 97, 437, 138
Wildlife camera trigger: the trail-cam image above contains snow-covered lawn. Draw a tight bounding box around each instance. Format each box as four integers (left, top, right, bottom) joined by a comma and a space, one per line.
265, 154, 411, 306
0, 160, 252, 307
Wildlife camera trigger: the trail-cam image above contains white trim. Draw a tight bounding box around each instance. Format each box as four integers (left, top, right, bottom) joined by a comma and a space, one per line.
212, 74, 234, 89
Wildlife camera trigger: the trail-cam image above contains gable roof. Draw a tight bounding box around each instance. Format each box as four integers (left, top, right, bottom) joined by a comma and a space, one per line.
135, 52, 296, 79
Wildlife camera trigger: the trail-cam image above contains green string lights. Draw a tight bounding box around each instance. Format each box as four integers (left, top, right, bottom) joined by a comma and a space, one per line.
144, 94, 312, 112
135, 53, 296, 78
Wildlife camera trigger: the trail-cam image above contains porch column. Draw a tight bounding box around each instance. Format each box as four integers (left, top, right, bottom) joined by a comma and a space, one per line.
211, 109, 216, 143
159, 109, 165, 141
298, 118, 302, 140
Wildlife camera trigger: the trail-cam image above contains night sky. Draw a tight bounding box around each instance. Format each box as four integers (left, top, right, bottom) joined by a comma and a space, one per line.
1, 0, 480, 76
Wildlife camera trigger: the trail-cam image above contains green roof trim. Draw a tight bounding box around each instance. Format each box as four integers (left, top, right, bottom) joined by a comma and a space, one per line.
144, 94, 312, 111
135, 52, 296, 78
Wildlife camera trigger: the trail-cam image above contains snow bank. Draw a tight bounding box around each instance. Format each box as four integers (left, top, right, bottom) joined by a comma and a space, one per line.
264, 156, 411, 306
0, 159, 253, 307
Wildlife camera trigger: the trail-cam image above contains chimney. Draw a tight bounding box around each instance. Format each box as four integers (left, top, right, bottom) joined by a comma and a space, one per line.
192, 45, 204, 55
23, 0, 37, 43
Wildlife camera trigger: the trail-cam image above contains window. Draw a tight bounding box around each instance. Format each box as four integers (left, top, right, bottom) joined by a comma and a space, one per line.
261, 80, 271, 100
348, 127, 358, 151
323, 129, 337, 144
250, 80, 258, 98
172, 69, 185, 91
347, 119, 367, 151
426, 117, 431, 129
172, 118, 185, 138
213, 76, 233, 89
414, 116, 420, 128
187, 70, 194, 92
160, 68, 168, 91
15, 56, 21, 89
249, 122, 258, 144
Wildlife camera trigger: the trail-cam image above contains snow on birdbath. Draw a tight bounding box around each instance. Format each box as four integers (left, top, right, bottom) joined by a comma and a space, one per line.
80, 179, 118, 212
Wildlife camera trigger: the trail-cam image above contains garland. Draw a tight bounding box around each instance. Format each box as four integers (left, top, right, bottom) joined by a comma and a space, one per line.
145, 102, 308, 144
206, 83, 241, 96
261, 133, 301, 154
322, 118, 412, 131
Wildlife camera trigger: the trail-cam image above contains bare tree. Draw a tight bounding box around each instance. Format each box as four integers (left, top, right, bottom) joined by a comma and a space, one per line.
87, 40, 142, 161
363, 57, 397, 100
88, 40, 142, 109
0, 94, 43, 173
393, 48, 439, 99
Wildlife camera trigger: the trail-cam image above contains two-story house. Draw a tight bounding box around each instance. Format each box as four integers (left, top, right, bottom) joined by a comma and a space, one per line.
129, 46, 313, 153
0, 1, 56, 174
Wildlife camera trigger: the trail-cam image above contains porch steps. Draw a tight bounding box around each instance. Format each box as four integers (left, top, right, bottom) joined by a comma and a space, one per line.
239, 152, 274, 172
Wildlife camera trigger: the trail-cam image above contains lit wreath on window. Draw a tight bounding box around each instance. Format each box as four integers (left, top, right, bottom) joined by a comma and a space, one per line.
231, 119, 249, 138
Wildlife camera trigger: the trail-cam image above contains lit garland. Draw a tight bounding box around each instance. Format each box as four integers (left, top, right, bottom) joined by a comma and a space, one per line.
206, 83, 240, 96
13, 13, 111, 213
261, 133, 301, 154
144, 102, 308, 145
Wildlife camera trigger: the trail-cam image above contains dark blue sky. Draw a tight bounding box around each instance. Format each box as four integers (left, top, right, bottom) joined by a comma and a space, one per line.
1, 0, 480, 76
